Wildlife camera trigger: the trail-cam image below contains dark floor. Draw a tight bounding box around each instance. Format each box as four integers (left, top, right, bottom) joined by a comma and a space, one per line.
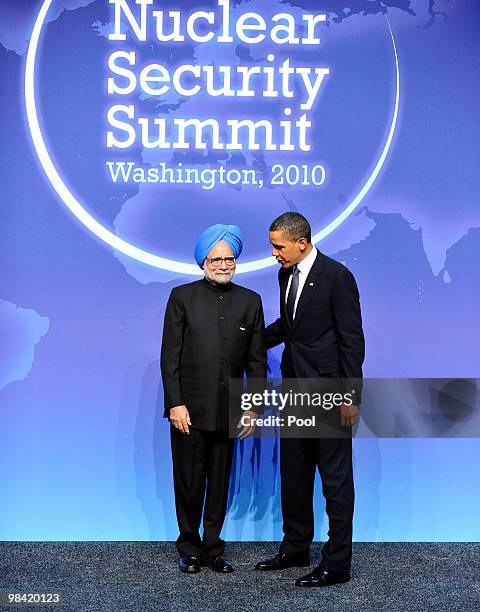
0, 542, 479, 611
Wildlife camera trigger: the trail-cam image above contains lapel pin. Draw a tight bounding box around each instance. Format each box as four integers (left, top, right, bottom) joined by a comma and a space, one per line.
240, 326, 246, 331
309, 282, 314, 286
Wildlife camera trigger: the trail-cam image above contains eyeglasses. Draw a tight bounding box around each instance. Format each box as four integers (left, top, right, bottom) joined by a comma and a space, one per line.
206, 256, 236, 268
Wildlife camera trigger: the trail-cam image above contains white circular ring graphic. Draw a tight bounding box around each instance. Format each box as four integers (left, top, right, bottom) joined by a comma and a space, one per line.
25, 0, 400, 275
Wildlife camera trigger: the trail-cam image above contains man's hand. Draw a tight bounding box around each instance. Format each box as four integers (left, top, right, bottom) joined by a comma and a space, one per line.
170, 405, 191, 434
237, 410, 257, 440
340, 404, 359, 428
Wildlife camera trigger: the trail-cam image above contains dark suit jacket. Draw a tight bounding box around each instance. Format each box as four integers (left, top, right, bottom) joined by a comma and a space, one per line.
266, 251, 365, 400
161, 278, 267, 431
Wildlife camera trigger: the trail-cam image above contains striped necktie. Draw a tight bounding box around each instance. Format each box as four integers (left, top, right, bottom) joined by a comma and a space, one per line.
286, 265, 299, 323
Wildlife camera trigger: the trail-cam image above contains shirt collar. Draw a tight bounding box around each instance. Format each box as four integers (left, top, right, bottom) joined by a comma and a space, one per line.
201, 277, 233, 292
296, 245, 317, 275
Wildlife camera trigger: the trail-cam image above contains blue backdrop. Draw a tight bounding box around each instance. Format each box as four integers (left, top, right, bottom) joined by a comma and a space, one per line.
0, 0, 479, 541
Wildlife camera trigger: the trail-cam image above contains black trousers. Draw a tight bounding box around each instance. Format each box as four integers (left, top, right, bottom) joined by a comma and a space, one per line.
279, 436, 354, 573
170, 425, 235, 559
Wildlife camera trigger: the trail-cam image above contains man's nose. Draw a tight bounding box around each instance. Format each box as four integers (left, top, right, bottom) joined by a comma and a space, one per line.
272, 247, 278, 257
220, 259, 228, 269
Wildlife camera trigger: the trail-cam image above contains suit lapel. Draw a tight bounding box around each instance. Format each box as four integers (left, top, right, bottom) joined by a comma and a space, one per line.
279, 268, 291, 330
291, 251, 324, 334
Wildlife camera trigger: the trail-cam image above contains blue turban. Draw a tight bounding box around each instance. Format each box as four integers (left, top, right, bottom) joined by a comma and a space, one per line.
194, 224, 243, 268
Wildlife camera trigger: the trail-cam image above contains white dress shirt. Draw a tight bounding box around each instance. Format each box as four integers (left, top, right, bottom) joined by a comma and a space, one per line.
285, 246, 317, 319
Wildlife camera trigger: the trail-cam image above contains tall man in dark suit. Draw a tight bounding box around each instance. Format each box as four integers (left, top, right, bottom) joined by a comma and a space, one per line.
161, 224, 266, 575
255, 212, 365, 587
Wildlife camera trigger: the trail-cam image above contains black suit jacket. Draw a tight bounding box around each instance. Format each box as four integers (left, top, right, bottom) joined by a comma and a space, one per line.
266, 251, 365, 400
161, 278, 267, 431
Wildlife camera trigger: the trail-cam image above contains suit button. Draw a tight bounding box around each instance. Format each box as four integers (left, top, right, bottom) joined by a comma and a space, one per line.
218, 295, 224, 300
220, 316, 225, 321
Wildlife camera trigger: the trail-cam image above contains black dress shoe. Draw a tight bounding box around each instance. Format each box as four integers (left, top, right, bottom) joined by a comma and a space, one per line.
179, 556, 201, 574
295, 565, 350, 587
208, 555, 234, 573
255, 551, 310, 571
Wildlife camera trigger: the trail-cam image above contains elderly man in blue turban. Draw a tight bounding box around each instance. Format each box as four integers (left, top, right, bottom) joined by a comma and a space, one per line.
161, 224, 267, 575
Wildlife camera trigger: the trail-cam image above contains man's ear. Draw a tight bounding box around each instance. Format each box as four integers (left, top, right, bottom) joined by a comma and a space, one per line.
297, 237, 308, 251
